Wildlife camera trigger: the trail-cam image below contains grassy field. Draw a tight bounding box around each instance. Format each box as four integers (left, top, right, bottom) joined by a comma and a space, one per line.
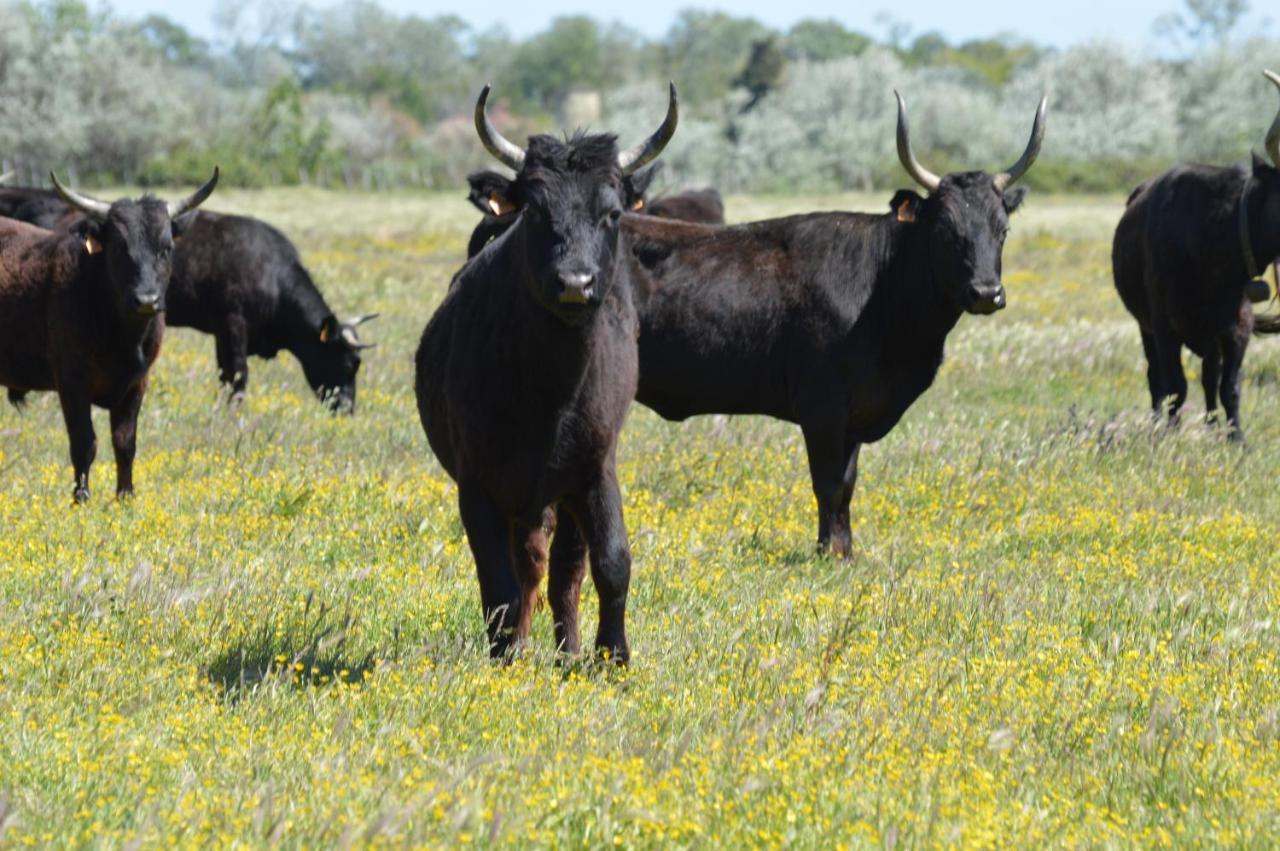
3, 187, 1280, 848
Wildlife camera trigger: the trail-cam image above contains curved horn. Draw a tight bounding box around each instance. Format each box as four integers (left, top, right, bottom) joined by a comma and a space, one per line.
346, 312, 379, 327
1264, 69, 1280, 169
894, 91, 941, 192
167, 167, 219, 219
617, 82, 679, 176
475, 85, 526, 171
49, 171, 112, 220
993, 95, 1049, 191
340, 326, 377, 350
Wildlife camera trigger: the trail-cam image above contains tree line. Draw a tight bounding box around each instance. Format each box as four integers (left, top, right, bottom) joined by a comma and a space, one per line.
0, 0, 1275, 192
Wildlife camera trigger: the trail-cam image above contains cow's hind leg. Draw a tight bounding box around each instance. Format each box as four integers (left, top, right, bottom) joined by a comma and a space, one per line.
457, 486, 521, 659
1140, 331, 1164, 416
1199, 341, 1221, 426
548, 505, 588, 656
1154, 335, 1187, 425
574, 469, 631, 664
509, 507, 553, 647
1219, 327, 1248, 443
803, 423, 858, 558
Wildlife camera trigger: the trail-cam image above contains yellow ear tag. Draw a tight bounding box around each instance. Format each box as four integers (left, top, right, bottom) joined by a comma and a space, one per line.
896, 200, 916, 224
487, 193, 516, 216
631, 199, 645, 211
84, 236, 103, 255
319, 324, 331, 343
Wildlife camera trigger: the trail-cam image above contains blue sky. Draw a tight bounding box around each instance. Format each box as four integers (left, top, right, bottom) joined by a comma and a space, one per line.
102, 0, 1271, 49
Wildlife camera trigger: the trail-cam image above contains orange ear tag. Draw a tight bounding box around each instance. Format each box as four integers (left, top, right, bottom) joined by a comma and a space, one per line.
487, 194, 516, 216
896, 200, 916, 223
84, 236, 103, 255
631, 199, 645, 211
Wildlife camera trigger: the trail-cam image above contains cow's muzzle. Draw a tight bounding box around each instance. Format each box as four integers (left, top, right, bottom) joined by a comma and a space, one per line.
557, 271, 596, 306
133, 292, 163, 317
964, 283, 1006, 315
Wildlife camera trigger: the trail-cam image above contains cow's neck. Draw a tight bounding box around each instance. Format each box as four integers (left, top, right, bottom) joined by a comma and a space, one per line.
1245, 179, 1280, 269
880, 221, 963, 358
280, 275, 334, 348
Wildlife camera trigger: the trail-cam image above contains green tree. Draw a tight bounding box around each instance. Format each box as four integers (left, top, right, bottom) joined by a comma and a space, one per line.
663, 11, 769, 108
784, 19, 870, 62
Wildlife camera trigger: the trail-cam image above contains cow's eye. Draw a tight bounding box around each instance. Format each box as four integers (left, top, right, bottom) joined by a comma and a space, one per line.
606, 208, 622, 225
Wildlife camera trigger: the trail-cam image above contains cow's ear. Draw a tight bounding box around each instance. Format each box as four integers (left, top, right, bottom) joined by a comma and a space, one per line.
171, 210, 199, 238
1002, 186, 1029, 214
466, 171, 517, 216
70, 218, 103, 255
624, 164, 661, 208
890, 190, 923, 223
318, 315, 340, 343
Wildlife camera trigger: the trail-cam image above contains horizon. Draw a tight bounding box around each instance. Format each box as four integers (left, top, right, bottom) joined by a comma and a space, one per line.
101, 0, 1273, 52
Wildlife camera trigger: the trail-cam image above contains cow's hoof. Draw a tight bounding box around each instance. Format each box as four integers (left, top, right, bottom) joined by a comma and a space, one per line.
72, 487, 90, 505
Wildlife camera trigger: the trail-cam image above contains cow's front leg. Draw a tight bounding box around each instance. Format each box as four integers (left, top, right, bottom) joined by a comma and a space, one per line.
56, 381, 96, 504
457, 485, 521, 659
215, 313, 249, 401
1219, 328, 1248, 443
110, 382, 146, 499
573, 467, 631, 664
803, 422, 859, 558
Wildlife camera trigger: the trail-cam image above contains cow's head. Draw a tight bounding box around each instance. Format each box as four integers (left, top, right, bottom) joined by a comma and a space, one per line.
464, 163, 662, 258
473, 84, 677, 321
1254, 70, 1280, 241
891, 92, 1047, 316
298, 313, 377, 414
52, 169, 219, 321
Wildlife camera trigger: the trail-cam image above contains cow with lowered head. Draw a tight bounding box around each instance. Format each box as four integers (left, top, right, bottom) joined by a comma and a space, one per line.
1112, 69, 1280, 442
416, 84, 677, 661
165, 212, 376, 412
623, 90, 1047, 558
0, 170, 218, 503
464, 162, 722, 259
0, 190, 376, 412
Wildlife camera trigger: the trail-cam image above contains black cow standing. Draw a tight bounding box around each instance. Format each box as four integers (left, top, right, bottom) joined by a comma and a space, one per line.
623, 91, 1047, 558
166, 212, 376, 411
0, 190, 376, 412
416, 85, 678, 661
1112, 69, 1280, 441
0, 170, 219, 502
464, 164, 722, 259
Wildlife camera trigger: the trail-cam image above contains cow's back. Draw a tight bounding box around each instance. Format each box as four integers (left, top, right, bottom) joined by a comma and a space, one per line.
0, 219, 64, 389
168, 212, 294, 334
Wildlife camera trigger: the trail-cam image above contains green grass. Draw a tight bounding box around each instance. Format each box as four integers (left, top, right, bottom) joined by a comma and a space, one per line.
1, 188, 1279, 848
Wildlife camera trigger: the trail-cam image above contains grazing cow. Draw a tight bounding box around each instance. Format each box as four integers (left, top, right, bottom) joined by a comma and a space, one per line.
465, 164, 722, 259
1112, 69, 1280, 442
166, 212, 376, 411
416, 84, 677, 661
623, 90, 1047, 558
0, 170, 219, 502
0, 193, 377, 410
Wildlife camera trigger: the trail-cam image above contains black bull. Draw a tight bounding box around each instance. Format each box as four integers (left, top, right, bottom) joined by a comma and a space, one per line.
621, 92, 1047, 557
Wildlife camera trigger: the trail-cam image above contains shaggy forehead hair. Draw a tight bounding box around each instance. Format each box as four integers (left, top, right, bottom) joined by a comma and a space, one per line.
105, 196, 172, 230
520, 132, 621, 190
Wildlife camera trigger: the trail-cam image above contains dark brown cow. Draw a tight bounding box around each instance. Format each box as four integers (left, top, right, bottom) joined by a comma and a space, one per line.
0, 170, 218, 502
